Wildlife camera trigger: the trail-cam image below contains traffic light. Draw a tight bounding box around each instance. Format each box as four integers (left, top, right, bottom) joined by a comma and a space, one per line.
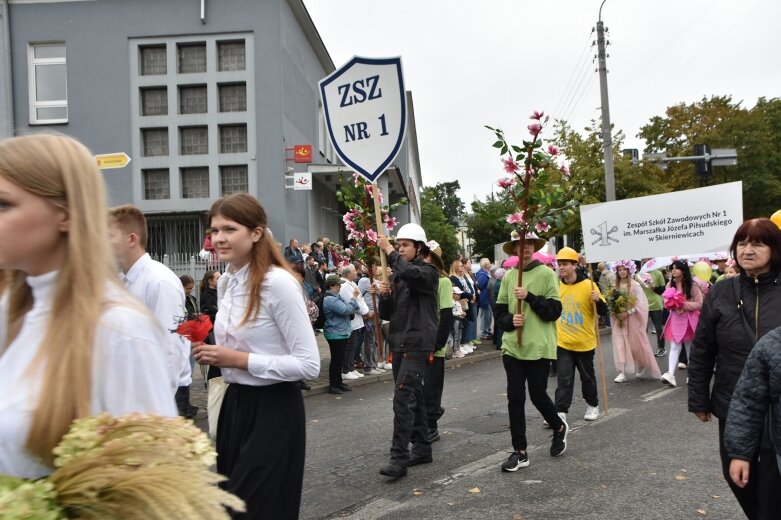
694, 144, 711, 177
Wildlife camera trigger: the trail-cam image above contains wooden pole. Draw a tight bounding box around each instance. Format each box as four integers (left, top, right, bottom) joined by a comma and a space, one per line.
372, 182, 388, 283
515, 236, 526, 345
589, 275, 610, 415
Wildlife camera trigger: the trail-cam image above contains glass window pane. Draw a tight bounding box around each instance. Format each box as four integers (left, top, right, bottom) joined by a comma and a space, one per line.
36, 106, 67, 121
179, 85, 207, 114
35, 64, 67, 101
141, 87, 168, 116
218, 40, 245, 71
142, 128, 169, 157
219, 125, 247, 153
181, 167, 210, 198
180, 126, 209, 155
220, 165, 248, 195
218, 83, 246, 112
178, 43, 207, 74
143, 169, 170, 200
34, 44, 66, 59
140, 46, 167, 75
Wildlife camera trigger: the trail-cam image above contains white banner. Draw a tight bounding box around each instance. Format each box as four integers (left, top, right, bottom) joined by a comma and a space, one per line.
580, 182, 743, 262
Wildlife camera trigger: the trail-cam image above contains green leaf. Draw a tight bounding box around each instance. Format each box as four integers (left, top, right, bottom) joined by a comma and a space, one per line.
500, 145, 508, 155
511, 145, 523, 153
493, 140, 504, 148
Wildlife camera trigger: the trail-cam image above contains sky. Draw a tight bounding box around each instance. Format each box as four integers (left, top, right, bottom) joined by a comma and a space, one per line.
303, 0, 781, 206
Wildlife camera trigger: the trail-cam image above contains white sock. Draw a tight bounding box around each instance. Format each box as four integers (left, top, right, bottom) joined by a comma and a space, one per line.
668, 342, 682, 374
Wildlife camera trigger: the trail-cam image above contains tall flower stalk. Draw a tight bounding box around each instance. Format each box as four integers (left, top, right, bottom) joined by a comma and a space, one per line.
487, 112, 577, 344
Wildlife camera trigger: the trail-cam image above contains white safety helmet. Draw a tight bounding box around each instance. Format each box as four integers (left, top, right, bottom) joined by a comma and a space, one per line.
395, 223, 427, 243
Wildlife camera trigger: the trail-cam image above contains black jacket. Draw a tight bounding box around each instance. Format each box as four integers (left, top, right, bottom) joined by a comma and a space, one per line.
724, 326, 781, 464
200, 286, 219, 324
379, 251, 439, 353
688, 270, 781, 419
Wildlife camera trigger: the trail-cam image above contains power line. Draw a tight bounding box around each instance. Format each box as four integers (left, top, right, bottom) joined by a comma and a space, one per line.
552, 29, 595, 118
564, 73, 599, 126
560, 56, 597, 124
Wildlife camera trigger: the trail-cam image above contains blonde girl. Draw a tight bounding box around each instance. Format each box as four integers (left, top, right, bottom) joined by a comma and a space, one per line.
0, 134, 176, 478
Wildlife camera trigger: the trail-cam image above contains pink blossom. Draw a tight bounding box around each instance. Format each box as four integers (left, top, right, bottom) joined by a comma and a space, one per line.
506, 211, 525, 225
497, 176, 516, 189
342, 213, 353, 224
547, 144, 560, 156
527, 123, 542, 137
535, 221, 551, 233
366, 229, 378, 243
384, 216, 398, 231
559, 164, 570, 177
530, 111, 545, 120
502, 156, 521, 174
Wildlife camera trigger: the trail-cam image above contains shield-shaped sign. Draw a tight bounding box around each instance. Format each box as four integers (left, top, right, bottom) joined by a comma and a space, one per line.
319, 56, 407, 183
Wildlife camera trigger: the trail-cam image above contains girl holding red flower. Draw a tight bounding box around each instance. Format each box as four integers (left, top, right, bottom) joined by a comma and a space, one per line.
661, 259, 704, 387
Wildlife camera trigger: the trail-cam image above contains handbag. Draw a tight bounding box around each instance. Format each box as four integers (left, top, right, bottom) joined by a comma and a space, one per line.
207, 376, 228, 440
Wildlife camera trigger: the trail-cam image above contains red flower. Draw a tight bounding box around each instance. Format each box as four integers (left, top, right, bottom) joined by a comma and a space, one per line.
502, 156, 521, 174
530, 111, 545, 120
547, 144, 560, 156
527, 123, 542, 137
175, 314, 213, 343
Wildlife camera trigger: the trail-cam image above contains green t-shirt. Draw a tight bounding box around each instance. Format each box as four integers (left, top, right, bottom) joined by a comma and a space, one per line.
435, 277, 454, 357
497, 265, 559, 361
641, 270, 664, 311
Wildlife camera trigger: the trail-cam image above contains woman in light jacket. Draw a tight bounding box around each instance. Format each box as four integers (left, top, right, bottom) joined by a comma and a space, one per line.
322, 274, 360, 395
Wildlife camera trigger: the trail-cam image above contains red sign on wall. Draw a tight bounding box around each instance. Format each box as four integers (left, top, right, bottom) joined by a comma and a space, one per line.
293, 144, 313, 163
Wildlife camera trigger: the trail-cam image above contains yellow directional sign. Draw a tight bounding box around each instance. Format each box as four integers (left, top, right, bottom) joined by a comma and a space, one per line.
95, 152, 131, 170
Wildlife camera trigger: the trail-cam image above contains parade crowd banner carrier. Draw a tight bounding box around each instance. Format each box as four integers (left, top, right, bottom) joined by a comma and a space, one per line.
580, 181, 743, 263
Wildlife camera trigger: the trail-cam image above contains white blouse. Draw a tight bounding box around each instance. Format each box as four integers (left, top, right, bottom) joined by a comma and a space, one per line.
214, 264, 320, 386
0, 271, 178, 479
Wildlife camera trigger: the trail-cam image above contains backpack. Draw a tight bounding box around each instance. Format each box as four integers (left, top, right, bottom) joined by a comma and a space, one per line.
313, 294, 327, 329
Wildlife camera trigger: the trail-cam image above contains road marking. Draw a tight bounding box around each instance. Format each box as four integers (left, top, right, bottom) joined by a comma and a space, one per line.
641, 387, 680, 401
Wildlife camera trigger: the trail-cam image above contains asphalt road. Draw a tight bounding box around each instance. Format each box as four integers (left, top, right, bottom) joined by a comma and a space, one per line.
299, 333, 743, 520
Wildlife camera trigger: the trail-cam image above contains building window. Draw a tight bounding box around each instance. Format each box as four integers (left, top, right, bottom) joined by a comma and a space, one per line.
178, 43, 206, 74
218, 83, 246, 112
218, 40, 245, 71
143, 169, 170, 199
140, 45, 167, 75
141, 87, 168, 116
220, 165, 248, 195
180, 126, 208, 155
142, 128, 169, 157
28, 43, 67, 124
219, 124, 247, 153
181, 167, 210, 198
179, 85, 207, 114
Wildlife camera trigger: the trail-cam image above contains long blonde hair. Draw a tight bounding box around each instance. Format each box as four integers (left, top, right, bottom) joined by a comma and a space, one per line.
0, 134, 117, 463
209, 194, 293, 325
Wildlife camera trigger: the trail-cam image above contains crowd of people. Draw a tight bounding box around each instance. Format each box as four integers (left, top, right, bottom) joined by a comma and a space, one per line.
1, 133, 779, 519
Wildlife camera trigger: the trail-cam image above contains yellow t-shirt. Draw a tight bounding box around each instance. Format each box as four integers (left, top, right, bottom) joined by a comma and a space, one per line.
557, 278, 604, 352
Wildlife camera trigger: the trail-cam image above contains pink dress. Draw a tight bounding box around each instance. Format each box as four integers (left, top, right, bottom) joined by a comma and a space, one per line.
663, 281, 703, 343
611, 280, 662, 378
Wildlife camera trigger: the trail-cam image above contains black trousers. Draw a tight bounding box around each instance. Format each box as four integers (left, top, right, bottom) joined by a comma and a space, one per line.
648, 309, 665, 349
554, 347, 598, 413
390, 352, 431, 464
217, 382, 306, 520
342, 329, 357, 374
718, 419, 781, 519
325, 337, 347, 388
424, 356, 445, 431
503, 355, 564, 451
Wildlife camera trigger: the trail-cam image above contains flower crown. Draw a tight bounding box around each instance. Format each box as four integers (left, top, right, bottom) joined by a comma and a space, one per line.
611, 259, 637, 276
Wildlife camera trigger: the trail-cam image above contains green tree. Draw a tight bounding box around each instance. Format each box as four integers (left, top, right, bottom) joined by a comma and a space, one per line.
465, 193, 516, 262
421, 181, 466, 227
638, 95, 781, 218
420, 188, 459, 266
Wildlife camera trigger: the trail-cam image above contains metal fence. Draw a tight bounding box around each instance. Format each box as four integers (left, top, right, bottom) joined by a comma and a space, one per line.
150, 252, 225, 300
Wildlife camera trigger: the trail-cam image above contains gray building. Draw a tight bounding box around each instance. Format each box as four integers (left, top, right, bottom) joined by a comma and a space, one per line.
0, 0, 423, 256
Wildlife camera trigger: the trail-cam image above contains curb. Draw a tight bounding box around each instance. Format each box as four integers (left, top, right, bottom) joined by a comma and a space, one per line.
304, 348, 503, 397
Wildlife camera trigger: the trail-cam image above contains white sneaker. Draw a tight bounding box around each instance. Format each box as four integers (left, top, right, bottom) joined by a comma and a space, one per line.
343, 372, 359, 380
677, 362, 687, 370
463, 345, 474, 354
584, 406, 599, 421
661, 372, 677, 387
367, 368, 382, 375
453, 350, 465, 358
352, 370, 365, 378
636, 367, 647, 378
382, 362, 393, 370
614, 372, 627, 383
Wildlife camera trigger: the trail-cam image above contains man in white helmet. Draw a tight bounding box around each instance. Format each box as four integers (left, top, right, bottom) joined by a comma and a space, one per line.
376, 223, 439, 479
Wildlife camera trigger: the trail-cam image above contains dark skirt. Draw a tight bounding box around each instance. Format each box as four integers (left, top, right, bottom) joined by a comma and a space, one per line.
216, 382, 306, 520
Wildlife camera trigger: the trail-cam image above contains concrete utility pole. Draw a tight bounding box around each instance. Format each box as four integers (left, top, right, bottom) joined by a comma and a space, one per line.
0, 0, 14, 138
596, 0, 615, 202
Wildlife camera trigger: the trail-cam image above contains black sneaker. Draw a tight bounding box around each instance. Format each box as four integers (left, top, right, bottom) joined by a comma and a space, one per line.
501, 450, 529, 472
328, 386, 342, 394
427, 429, 441, 443
406, 453, 433, 467
338, 383, 353, 392
655, 348, 666, 357
379, 462, 407, 478
550, 421, 568, 457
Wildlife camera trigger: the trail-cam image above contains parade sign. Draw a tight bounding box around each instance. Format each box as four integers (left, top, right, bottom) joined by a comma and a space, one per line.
580, 182, 743, 262
319, 56, 407, 182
